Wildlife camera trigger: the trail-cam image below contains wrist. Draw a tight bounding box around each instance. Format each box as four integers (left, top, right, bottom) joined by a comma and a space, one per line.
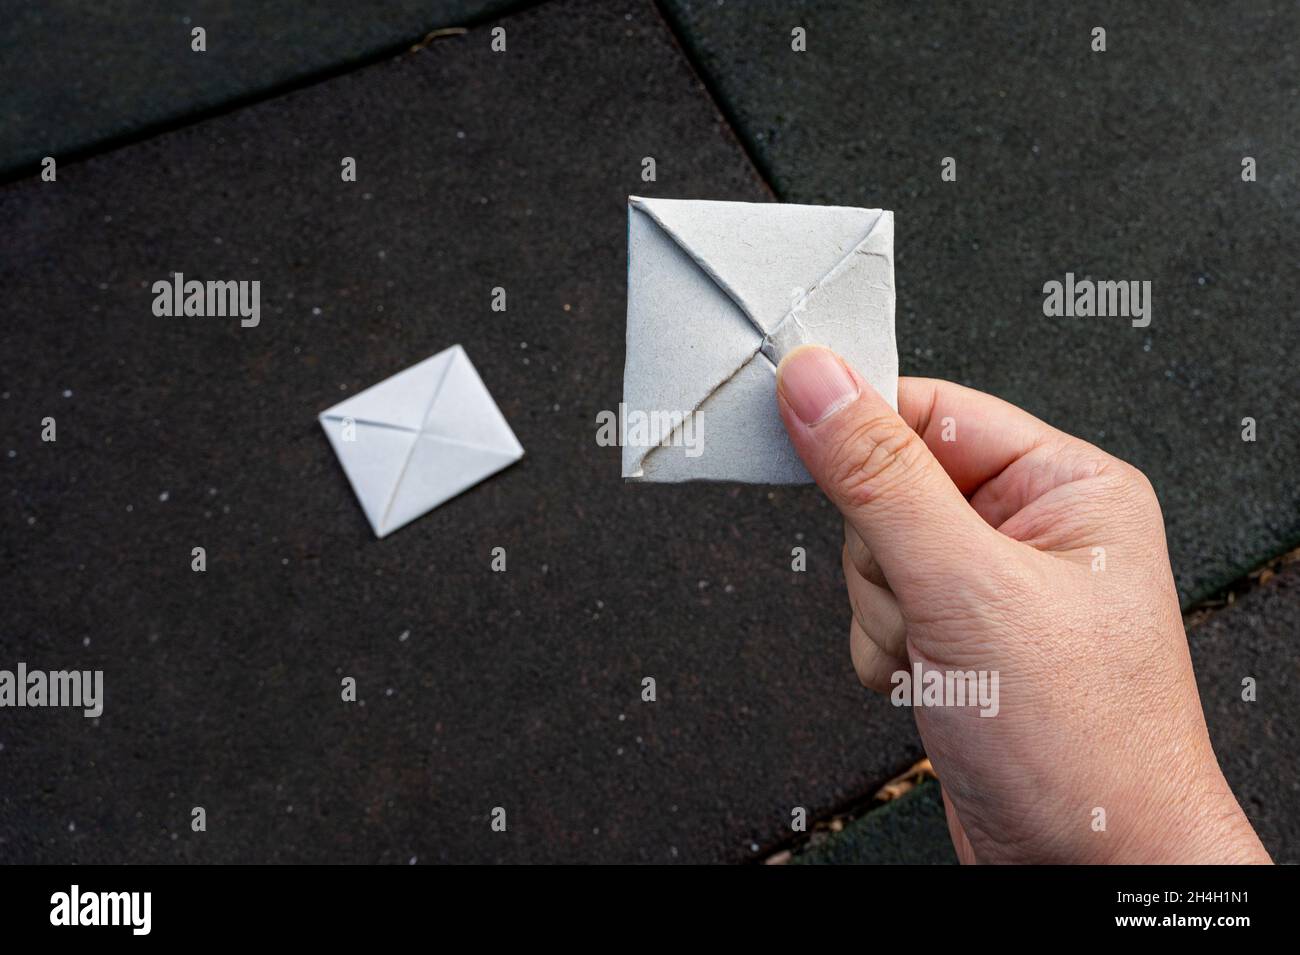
1088, 769, 1270, 864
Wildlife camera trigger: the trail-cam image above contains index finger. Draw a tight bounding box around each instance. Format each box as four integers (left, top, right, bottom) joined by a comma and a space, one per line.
896, 377, 1065, 496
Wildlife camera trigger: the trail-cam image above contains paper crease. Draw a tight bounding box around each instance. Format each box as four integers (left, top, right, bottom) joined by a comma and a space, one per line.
379, 350, 458, 532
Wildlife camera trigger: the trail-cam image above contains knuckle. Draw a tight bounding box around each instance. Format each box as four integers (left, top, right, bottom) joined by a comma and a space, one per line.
980, 558, 1041, 607
1098, 456, 1155, 500
1124, 465, 1159, 504
1099, 459, 1164, 523
826, 415, 927, 507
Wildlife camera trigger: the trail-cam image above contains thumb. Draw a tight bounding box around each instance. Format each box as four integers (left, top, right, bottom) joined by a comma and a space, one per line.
776, 345, 997, 597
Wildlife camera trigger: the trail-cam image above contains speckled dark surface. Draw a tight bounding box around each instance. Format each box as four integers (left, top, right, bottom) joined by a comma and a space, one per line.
0, 0, 925, 864
662, 0, 1300, 605
1192, 562, 1300, 865
0, 0, 519, 178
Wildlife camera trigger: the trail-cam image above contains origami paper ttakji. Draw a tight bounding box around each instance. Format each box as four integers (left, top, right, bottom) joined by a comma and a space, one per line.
622, 196, 897, 483
319, 345, 523, 537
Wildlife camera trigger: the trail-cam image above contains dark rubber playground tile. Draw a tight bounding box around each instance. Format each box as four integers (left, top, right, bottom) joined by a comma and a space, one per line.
791, 780, 956, 865
663, 0, 1300, 605
0, 0, 926, 864
1191, 558, 1300, 865
0, 0, 519, 178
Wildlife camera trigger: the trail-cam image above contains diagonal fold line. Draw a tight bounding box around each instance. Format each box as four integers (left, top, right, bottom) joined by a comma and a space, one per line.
764, 209, 888, 338
630, 198, 771, 343
321, 414, 421, 435
419, 433, 519, 458
379, 352, 459, 531
640, 346, 765, 471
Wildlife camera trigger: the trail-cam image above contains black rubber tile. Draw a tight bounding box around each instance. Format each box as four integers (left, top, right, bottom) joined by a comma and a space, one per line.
791, 780, 956, 865
662, 0, 1300, 604
1192, 561, 1300, 865
0, 0, 517, 178
0, 0, 926, 864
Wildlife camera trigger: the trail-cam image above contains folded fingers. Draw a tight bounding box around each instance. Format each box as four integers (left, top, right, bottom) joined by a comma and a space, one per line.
843, 520, 889, 588
850, 616, 907, 693
842, 541, 908, 660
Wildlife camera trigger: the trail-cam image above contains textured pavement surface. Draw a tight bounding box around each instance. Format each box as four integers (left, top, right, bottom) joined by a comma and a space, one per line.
791, 780, 956, 865
0, 0, 924, 864
663, 0, 1300, 605
795, 559, 1300, 864
0, 0, 517, 178
1192, 559, 1300, 865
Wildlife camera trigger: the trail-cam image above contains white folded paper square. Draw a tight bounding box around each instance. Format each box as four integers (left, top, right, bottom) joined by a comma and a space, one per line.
622, 196, 897, 483
319, 345, 524, 537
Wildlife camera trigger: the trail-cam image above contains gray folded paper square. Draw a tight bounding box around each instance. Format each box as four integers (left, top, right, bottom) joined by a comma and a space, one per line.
622, 196, 897, 483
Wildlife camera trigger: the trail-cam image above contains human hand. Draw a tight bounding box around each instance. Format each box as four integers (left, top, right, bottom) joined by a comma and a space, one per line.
775, 344, 1270, 864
